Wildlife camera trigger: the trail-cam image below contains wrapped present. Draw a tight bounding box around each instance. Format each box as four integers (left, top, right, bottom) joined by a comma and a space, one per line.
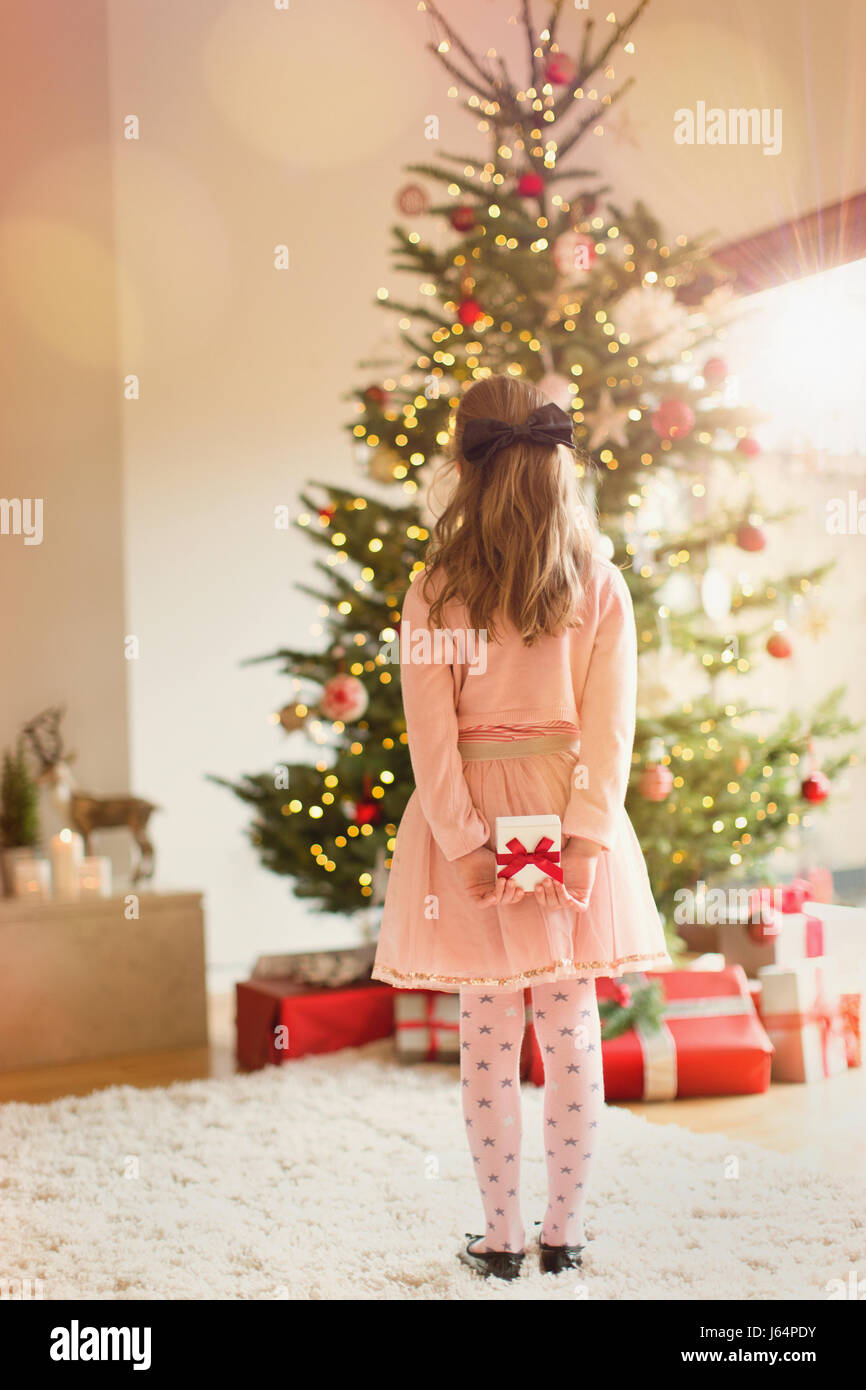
757, 957, 848, 1083
839, 993, 862, 1067
251, 943, 377, 988
394, 990, 460, 1062
794, 902, 866, 982
495, 814, 562, 891
717, 877, 829, 978
525, 966, 773, 1098
235, 977, 394, 1069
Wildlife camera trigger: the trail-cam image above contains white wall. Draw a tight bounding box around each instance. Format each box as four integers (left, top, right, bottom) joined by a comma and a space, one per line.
0, 3, 129, 837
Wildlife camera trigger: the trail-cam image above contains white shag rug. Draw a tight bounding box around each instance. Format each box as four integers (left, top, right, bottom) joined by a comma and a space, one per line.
1, 1041, 862, 1301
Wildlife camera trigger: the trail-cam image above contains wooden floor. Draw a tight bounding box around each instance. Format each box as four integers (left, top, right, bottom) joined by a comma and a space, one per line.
1, 994, 864, 1178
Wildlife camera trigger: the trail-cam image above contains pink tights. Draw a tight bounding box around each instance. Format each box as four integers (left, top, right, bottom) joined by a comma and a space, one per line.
459, 977, 604, 1254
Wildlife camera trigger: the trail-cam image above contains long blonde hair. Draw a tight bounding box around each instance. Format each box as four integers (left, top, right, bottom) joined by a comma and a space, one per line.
423, 375, 595, 644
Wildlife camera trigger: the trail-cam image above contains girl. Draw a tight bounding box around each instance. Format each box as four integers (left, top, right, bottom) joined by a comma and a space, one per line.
372, 375, 669, 1281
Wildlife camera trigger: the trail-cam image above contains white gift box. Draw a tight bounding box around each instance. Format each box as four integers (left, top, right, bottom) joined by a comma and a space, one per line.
800, 902, 866, 987
495, 814, 562, 892
719, 900, 866, 983
758, 956, 848, 1084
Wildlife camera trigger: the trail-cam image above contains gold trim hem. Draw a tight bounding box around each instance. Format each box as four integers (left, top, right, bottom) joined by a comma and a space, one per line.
371, 950, 672, 993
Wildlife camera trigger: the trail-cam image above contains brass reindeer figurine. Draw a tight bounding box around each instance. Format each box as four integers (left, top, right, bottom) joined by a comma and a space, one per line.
22, 706, 159, 883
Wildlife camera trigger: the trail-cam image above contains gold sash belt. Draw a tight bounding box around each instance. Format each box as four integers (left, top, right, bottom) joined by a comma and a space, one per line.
458, 731, 579, 761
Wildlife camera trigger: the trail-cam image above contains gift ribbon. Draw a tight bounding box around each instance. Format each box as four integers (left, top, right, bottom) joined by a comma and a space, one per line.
760, 963, 844, 1078
626, 973, 757, 1100
745, 878, 825, 951
397, 993, 459, 1060
495, 835, 563, 884
839, 994, 862, 1067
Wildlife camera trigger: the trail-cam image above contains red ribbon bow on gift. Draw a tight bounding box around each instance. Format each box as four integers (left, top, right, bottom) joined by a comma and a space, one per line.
746, 877, 824, 952
398, 992, 459, 1061
495, 835, 563, 884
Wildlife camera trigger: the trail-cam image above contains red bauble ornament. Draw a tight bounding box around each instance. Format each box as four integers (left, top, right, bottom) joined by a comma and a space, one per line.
638, 763, 674, 802
396, 182, 429, 216
318, 504, 336, 523
363, 384, 390, 407
651, 399, 695, 441
353, 773, 383, 826
516, 171, 545, 198
766, 631, 793, 659
703, 357, 728, 385
320, 673, 369, 722
801, 771, 830, 804
353, 799, 383, 826
746, 890, 781, 944
737, 436, 761, 457
457, 298, 484, 326
736, 521, 767, 552
544, 52, 577, 86
450, 205, 476, 233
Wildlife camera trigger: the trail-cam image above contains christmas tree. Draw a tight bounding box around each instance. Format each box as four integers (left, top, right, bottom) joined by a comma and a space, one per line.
215, 0, 856, 939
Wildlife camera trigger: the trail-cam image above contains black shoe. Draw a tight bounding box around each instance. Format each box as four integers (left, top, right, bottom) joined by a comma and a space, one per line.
458, 1234, 525, 1281
539, 1240, 585, 1274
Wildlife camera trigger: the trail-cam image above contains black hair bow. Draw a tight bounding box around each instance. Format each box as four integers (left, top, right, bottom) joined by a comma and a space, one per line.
461, 401, 576, 466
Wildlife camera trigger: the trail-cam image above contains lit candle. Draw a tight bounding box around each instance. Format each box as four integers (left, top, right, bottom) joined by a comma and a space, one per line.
77, 856, 112, 898
12, 857, 51, 900
49, 829, 85, 900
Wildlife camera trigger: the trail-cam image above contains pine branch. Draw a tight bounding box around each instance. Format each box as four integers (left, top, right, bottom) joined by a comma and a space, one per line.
424, 0, 502, 99
520, 0, 540, 89
547, 0, 567, 51
579, 0, 650, 86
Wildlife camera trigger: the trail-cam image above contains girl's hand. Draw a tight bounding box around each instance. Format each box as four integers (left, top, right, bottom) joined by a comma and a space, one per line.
453, 846, 526, 908
533, 837, 601, 912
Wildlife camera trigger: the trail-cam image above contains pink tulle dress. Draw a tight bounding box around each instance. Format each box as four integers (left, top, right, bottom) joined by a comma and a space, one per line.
372, 557, 670, 994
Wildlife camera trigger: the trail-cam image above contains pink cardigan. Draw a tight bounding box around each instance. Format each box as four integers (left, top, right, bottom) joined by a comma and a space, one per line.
399, 556, 637, 862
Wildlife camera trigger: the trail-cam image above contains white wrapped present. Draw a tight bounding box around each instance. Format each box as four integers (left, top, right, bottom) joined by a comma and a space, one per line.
494, 814, 562, 892
758, 956, 848, 1084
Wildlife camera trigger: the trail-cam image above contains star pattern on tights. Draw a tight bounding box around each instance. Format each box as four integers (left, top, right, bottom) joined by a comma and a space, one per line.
460, 985, 601, 1256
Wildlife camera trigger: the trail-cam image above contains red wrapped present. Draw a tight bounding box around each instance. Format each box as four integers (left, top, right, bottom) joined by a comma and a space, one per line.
839, 993, 862, 1068
235, 977, 394, 1069
525, 967, 773, 1099
394, 989, 460, 1062
758, 958, 848, 1083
